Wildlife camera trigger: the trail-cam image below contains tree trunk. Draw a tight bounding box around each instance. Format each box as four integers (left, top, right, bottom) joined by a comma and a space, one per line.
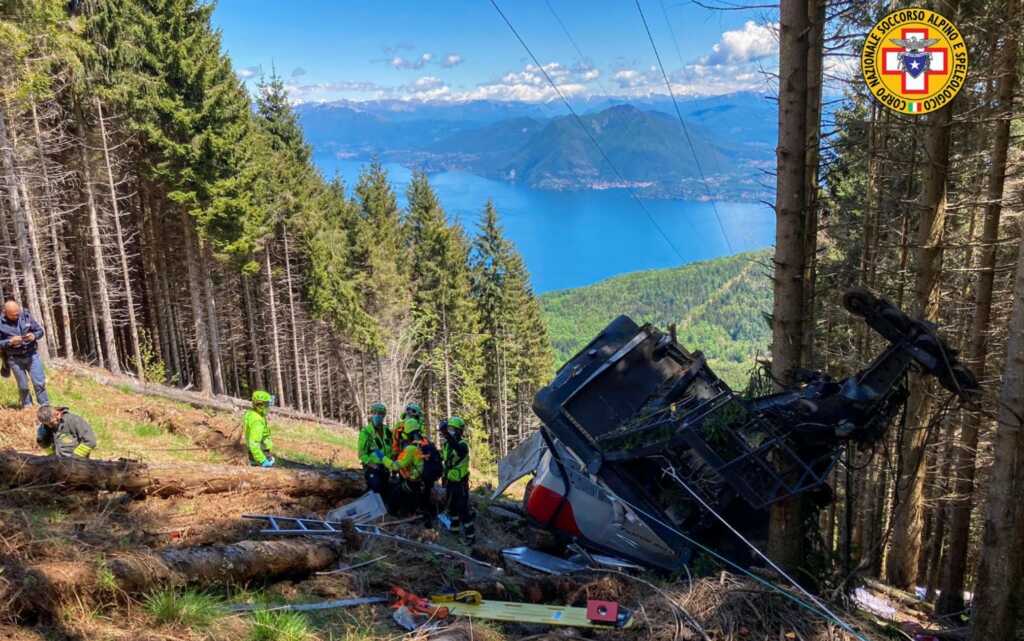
75, 104, 120, 373
0, 107, 50, 360
970, 225, 1024, 641
282, 228, 305, 412
0, 207, 20, 299
937, 8, 1019, 614
95, 97, 142, 377
767, 0, 813, 574
154, 211, 182, 382
7, 105, 56, 359
28, 84, 68, 357
202, 243, 225, 394
0, 450, 364, 499
180, 209, 212, 395
265, 244, 286, 401
242, 273, 265, 391
886, 102, 953, 589
314, 332, 324, 419
11, 538, 352, 617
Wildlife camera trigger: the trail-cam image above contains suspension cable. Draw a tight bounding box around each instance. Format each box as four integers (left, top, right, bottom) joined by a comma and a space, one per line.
487, 0, 691, 264
634, 0, 734, 253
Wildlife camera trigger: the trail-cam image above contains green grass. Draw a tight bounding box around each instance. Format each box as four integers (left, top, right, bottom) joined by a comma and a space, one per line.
132, 423, 164, 438
279, 451, 316, 465
144, 589, 224, 628
248, 610, 313, 641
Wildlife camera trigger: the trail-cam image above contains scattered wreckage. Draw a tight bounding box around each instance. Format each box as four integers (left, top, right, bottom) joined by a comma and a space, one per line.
242, 287, 977, 631
494, 288, 978, 572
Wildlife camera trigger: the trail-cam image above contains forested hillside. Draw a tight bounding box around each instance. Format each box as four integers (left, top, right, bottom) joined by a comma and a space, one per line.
0, 0, 552, 461
541, 251, 771, 387
766, 0, 1024, 637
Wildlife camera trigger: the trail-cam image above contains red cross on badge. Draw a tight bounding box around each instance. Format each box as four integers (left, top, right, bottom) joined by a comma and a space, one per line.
881, 28, 948, 95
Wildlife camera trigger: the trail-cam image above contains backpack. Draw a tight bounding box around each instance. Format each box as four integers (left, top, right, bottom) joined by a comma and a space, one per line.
419, 439, 443, 485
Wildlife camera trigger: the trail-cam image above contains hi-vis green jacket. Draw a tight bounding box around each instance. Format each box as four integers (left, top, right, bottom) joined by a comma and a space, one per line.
358, 421, 392, 467
36, 410, 97, 458
244, 406, 273, 464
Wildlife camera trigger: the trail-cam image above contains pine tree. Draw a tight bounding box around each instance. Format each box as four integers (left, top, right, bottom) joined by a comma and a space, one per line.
406, 172, 485, 432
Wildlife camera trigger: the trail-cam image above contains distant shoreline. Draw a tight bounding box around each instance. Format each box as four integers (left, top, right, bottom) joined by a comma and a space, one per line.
320, 150, 773, 204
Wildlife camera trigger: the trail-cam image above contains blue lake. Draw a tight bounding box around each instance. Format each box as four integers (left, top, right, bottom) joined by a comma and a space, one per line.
316, 154, 776, 293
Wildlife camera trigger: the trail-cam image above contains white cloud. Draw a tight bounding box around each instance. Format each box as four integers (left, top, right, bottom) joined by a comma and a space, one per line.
442, 62, 590, 101
703, 21, 777, 65
441, 53, 463, 68
612, 69, 649, 88
236, 65, 261, 80
390, 52, 433, 70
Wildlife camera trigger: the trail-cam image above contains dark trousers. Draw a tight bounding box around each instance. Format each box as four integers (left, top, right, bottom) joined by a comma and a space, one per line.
399, 479, 435, 525
445, 477, 475, 543
364, 465, 393, 511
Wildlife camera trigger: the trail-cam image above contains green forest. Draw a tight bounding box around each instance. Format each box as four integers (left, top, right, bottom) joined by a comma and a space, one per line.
2, 0, 1024, 640
541, 250, 772, 387
0, 0, 553, 464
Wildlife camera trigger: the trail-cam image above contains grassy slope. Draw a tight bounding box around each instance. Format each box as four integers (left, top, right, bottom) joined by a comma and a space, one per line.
541, 250, 773, 388
0, 366, 360, 468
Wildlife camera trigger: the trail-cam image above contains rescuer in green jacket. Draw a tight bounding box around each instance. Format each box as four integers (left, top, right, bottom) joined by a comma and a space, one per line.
440, 416, 475, 544
394, 417, 440, 527
245, 390, 275, 467
36, 405, 97, 458
358, 402, 393, 502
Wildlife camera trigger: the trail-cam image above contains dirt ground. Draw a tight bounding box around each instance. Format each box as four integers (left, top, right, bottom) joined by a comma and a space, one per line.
0, 363, 936, 641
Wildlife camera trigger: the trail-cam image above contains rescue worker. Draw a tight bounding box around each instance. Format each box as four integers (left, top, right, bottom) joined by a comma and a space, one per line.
36, 405, 97, 458
401, 402, 424, 427
440, 416, 475, 544
393, 417, 441, 527
391, 402, 423, 458
358, 402, 394, 502
0, 300, 48, 407
245, 390, 275, 467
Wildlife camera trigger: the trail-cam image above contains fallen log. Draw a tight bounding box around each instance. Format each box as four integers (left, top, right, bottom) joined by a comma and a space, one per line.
12, 538, 353, 616
862, 578, 934, 615
0, 450, 365, 499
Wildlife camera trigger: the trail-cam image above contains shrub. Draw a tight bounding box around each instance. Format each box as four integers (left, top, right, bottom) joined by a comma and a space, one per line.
144, 589, 223, 628
248, 610, 313, 641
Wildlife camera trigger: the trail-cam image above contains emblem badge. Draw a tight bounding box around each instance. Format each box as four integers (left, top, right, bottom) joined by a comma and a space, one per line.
861, 8, 968, 115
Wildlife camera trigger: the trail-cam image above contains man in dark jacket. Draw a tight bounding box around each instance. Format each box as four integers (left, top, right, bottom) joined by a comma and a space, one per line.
0, 301, 48, 407
36, 405, 97, 458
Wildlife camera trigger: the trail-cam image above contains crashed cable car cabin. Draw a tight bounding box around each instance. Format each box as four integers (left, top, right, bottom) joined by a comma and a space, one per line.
503, 289, 978, 572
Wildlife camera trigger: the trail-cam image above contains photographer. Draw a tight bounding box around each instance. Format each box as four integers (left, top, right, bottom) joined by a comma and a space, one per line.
0, 300, 48, 408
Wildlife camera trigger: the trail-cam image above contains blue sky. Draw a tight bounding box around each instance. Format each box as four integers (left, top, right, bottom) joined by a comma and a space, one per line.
211, 1, 780, 103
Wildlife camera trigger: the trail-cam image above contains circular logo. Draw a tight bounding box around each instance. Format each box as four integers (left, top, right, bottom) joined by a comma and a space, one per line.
860, 8, 968, 115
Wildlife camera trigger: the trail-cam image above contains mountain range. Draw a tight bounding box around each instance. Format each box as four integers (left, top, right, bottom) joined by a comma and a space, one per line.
296, 92, 777, 202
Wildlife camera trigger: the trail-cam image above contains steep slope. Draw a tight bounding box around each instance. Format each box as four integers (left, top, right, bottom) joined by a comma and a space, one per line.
540, 250, 772, 387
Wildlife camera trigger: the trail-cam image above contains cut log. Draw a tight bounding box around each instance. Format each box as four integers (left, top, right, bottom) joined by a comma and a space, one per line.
862, 578, 934, 615
12, 538, 352, 616
0, 450, 364, 499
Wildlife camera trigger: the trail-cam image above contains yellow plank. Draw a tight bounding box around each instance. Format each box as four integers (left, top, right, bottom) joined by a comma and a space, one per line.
445, 601, 634, 628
